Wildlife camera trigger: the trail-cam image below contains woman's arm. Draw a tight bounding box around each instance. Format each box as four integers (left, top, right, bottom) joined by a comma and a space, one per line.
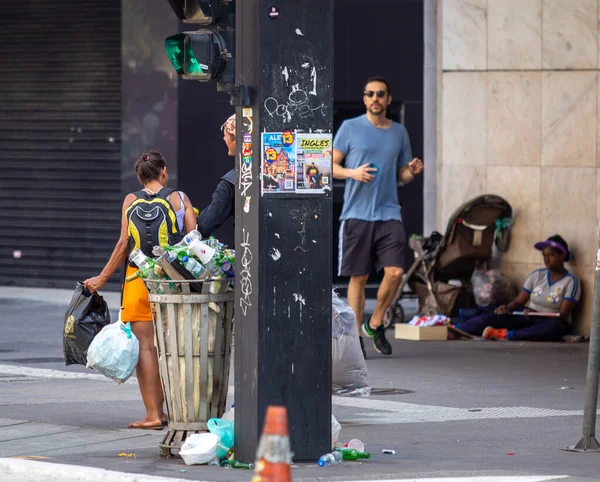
83, 194, 136, 292
559, 299, 578, 320
495, 290, 531, 315
182, 192, 197, 234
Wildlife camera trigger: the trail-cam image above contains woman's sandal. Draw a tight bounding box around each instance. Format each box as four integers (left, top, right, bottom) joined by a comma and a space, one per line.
128, 419, 167, 430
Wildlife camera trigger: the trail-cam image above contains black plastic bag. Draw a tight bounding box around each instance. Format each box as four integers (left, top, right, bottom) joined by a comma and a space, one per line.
63, 282, 111, 366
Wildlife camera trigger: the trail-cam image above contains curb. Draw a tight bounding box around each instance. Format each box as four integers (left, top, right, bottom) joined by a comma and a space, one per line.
0, 286, 121, 308
0, 458, 205, 482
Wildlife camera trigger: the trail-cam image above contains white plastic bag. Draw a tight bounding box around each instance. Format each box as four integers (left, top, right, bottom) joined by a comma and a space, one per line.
332, 290, 356, 339
86, 321, 139, 384
331, 291, 371, 397
471, 269, 515, 307
179, 433, 220, 465
331, 414, 341, 446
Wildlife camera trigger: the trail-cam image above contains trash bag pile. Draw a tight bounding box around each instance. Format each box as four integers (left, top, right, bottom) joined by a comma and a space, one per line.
128, 230, 235, 295
331, 290, 371, 397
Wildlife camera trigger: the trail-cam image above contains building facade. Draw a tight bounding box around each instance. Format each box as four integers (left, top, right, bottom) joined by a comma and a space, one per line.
436, 0, 598, 334
0, 0, 424, 291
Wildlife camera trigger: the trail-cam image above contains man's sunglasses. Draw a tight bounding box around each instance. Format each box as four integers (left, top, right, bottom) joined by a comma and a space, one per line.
363, 90, 387, 98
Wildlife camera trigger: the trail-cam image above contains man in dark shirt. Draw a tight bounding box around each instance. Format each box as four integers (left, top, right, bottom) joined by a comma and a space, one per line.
197, 114, 236, 236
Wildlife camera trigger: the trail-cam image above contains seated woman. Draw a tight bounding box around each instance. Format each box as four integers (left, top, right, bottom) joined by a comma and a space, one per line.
457, 235, 580, 341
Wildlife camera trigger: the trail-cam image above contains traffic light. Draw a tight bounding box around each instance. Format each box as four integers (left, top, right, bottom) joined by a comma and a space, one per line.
164, 1, 235, 86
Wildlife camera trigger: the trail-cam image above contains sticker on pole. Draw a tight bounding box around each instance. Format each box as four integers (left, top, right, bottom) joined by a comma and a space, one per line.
596, 249, 600, 270
296, 133, 332, 193
261, 132, 296, 194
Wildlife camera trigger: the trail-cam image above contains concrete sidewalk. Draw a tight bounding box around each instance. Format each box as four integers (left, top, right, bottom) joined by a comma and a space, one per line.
0, 289, 597, 481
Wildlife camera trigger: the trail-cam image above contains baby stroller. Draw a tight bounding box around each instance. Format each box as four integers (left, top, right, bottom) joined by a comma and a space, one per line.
383, 194, 513, 327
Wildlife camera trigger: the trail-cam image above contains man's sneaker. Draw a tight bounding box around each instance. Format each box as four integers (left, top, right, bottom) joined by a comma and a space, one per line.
362, 320, 392, 355
482, 326, 508, 340
359, 336, 367, 359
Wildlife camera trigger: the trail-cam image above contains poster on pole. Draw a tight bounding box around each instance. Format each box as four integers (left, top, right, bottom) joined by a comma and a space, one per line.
295, 133, 332, 194
261, 131, 297, 194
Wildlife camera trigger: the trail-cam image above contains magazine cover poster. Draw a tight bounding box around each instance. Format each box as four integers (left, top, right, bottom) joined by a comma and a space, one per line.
261, 131, 296, 194
296, 133, 332, 193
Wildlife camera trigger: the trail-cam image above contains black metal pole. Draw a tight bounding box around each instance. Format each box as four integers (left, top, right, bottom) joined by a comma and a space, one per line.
564, 225, 600, 452
234, 0, 333, 463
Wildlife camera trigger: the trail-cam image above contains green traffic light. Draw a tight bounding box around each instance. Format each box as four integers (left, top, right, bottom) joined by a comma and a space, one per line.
164, 34, 207, 77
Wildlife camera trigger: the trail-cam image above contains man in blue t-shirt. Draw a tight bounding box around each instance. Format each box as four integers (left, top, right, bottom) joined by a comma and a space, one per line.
333, 77, 423, 357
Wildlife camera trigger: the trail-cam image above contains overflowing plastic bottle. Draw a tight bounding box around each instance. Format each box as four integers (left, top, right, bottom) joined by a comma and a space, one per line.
318, 451, 343, 467
126, 249, 164, 282
126, 248, 174, 293
177, 253, 209, 280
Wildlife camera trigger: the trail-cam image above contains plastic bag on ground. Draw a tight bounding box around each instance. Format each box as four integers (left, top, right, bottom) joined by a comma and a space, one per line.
471, 269, 515, 307
179, 433, 220, 465
63, 282, 111, 366
331, 414, 341, 447
86, 321, 139, 384
332, 290, 356, 339
207, 418, 234, 460
331, 291, 371, 397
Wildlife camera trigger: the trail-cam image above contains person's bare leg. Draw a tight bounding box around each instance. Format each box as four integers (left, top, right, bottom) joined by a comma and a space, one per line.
369, 267, 403, 329
347, 274, 369, 332
129, 321, 166, 428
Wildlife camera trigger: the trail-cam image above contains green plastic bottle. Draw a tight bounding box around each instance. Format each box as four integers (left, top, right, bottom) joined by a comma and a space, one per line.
333, 448, 370, 460
220, 459, 254, 469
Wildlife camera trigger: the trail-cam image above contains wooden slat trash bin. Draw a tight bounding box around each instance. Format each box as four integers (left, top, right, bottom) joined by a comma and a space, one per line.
145, 279, 234, 457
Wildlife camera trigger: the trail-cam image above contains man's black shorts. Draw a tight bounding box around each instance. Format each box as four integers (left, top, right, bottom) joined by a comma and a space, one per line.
338, 219, 406, 276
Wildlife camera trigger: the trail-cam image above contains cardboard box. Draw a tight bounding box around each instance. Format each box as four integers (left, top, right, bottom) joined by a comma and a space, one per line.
394, 324, 447, 341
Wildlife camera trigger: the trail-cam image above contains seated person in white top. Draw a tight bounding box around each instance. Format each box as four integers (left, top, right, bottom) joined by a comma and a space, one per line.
456, 235, 581, 341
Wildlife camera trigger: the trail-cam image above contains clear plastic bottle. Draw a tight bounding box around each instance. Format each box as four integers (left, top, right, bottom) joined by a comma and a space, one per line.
178, 254, 208, 280
222, 404, 235, 421
126, 249, 161, 282
318, 451, 342, 467
126, 249, 171, 293
182, 229, 202, 246
205, 236, 219, 248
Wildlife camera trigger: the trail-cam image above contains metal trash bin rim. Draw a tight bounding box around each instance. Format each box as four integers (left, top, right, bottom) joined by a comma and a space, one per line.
142, 277, 234, 297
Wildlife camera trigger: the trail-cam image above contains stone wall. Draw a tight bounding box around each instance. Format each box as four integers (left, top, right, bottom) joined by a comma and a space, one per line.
438, 0, 599, 334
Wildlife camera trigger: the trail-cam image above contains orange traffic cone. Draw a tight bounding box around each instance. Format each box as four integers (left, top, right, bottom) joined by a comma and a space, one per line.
251, 406, 292, 482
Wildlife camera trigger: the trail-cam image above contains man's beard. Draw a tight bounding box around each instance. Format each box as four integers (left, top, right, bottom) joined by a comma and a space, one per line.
367, 104, 385, 116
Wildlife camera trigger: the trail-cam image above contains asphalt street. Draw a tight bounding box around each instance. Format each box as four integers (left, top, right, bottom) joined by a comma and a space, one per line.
0, 289, 599, 481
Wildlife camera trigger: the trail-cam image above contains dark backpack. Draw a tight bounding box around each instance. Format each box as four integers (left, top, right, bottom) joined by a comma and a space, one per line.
125, 187, 183, 263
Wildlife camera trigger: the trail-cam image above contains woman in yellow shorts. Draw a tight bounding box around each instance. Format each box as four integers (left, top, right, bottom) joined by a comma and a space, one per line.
84, 150, 196, 429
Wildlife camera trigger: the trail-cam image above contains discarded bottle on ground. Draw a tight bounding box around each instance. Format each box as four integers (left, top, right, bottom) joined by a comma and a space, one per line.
318, 451, 343, 467
220, 460, 254, 469
333, 448, 370, 460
